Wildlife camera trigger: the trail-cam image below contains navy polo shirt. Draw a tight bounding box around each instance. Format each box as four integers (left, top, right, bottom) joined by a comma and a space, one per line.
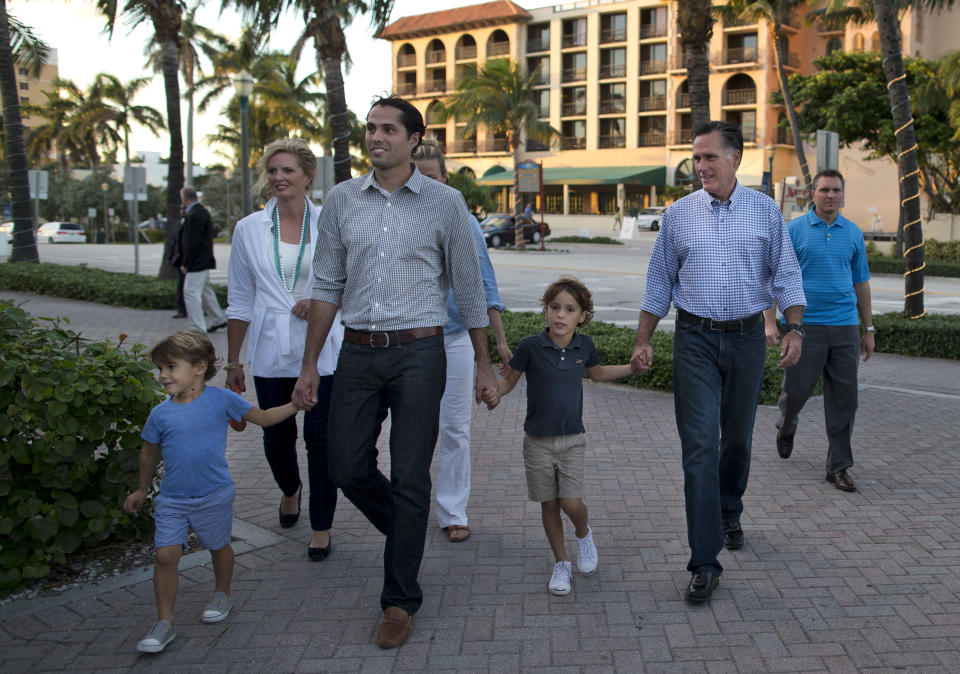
509, 328, 600, 437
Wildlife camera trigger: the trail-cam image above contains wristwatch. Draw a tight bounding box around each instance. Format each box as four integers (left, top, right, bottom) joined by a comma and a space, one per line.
785, 323, 805, 339
865, 326, 875, 332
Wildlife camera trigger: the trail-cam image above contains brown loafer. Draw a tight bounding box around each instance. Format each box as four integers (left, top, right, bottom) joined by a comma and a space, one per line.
376, 606, 413, 649
826, 469, 856, 492
776, 431, 794, 459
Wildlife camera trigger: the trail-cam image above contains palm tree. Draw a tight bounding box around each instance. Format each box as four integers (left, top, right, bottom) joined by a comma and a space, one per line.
1, 7, 49, 263
677, 0, 713, 191
440, 58, 559, 249
94, 0, 185, 280
717, 0, 812, 191
23, 79, 87, 176
93, 74, 166, 166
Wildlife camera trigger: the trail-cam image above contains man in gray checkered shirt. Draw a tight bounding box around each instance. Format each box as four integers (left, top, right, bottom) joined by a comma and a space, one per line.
293, 96, 500, 649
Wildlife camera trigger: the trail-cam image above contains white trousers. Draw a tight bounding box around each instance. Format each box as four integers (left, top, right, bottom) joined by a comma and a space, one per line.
435, 329, 475, 528
183, 269, 226, 334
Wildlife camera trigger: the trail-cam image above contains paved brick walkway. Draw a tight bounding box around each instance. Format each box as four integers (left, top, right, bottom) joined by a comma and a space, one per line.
2, 292, 960, 672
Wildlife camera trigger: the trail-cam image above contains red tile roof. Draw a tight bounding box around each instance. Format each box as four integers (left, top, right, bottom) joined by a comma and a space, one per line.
378, 1, 532, 40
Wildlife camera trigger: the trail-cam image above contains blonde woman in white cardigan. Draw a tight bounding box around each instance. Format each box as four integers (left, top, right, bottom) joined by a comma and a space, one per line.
226, 138, 343, 560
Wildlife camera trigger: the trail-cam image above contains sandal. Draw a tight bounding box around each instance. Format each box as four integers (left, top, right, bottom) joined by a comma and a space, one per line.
445, 525, 471, 542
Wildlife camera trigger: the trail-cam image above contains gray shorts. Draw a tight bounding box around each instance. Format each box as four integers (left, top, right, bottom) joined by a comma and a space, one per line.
522, 433, 586, 502
153, 482, 235, 551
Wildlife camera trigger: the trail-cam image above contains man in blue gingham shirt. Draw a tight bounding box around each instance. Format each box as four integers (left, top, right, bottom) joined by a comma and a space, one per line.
293, 96, 498, 648
631, 121, 806, 604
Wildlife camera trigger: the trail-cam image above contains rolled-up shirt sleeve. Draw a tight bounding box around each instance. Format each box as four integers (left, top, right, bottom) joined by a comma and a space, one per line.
768, 200, 806, 311
445, 196, 489, 330
640, 207, 678, 318
311, 185, 347, 308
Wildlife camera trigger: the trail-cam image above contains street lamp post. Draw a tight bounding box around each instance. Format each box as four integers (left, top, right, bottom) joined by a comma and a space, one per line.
765, 145, 776, 198
233, 70, 255, 217
100, 182, 109, 243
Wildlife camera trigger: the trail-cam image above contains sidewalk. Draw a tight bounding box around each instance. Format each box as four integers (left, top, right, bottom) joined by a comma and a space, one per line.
2, 292, 960, 672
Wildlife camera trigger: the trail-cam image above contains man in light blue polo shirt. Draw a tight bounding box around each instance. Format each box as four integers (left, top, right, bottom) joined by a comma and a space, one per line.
774, 169, 875, 492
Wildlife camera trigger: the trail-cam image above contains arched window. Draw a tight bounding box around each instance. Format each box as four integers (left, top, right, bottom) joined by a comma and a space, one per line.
870, 31, 881, 53
676, 79, 689, 109
456, 34, 477, 61
825, 37, 843, 56
397, 43, 416, 68
722, 74, 757, 106
487, 29, 510, 58
854, 33, 865, 52
426, 39, 446, 65
425, 101, 443, 126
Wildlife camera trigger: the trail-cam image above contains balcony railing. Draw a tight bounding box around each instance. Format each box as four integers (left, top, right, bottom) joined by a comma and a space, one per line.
784, 51, 800, 69
397, 53, 416, 68
425, 50, 446, 65
527, 139, 550, 152
562, 67, 587, 82
561, 102, 587, 116
449, 139, 476, 153
599, 63, 626, 79
725, 47, 757, 64
677, 92, 690, 108
527, 38, 549, 53
562, 33, 587, 48
741, 128, 756, 143
639, 95, 666, 112
480, 138, 509, 153
425, 80, 446, 94
723, 88, 757, 105
674, 128, 693, 144
563, 136, 586, 149
531, 68, 550, 86
776, 126, 790, 145
600, 28, 627, 43
639, 132, 666, 147
640, 23, 668, 39
599, 98, 626, 114
487, 42, 510, 57
396, 81, 416, 96
456, 45, 477, 60
599, 134, 626, 149
639, 60, 667, 75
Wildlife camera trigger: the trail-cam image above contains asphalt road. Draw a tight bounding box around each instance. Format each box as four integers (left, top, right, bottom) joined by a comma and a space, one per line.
24, 236, 960, 326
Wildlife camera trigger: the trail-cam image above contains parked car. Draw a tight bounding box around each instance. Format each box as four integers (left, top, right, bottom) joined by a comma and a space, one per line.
0, 222, 12, 244
37, 221, 87, 244
479, 214, 551, 248
633, 207, 666, 231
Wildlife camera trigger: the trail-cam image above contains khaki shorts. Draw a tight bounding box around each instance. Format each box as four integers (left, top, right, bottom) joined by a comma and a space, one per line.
522, 433, 586, 502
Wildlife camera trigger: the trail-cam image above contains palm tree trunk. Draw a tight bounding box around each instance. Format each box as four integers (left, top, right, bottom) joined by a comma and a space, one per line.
157, 35, 185, 280
309, 11, 351, 185
0, 0, 38, 262
185, 87, 194, 184
678, 0, 712, 192
512, 138, 524, 250
873, 0, 924, 317
772, 25, 812, 192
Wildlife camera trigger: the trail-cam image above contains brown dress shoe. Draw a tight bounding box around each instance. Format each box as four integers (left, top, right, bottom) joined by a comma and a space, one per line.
826, 469, 856, 492
376, 606, 413, 648
776, 431, 794, 459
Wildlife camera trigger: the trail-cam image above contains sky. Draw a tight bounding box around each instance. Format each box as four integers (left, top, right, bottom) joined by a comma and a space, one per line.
11, 0, 557, 167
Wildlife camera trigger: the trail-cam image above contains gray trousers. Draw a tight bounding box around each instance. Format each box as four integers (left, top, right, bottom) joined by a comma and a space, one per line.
776, 324, 860, 473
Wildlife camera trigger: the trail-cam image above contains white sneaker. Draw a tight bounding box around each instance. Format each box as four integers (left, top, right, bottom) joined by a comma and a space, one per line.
548, 561, 572, 595
576, 527, 598, 575
201, 591, 234, 623
137, 620, 175, 653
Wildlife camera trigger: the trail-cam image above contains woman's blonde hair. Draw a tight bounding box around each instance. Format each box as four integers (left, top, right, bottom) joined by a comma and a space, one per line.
254, 138, 316, 197
150, 330, 219, 381
412, 136, 447, 182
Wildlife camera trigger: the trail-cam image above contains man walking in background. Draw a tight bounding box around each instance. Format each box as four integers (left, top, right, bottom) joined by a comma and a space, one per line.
179, 186, 226, 334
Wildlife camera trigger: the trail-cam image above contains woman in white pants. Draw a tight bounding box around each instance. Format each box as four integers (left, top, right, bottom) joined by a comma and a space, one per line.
413, 138, 512, 542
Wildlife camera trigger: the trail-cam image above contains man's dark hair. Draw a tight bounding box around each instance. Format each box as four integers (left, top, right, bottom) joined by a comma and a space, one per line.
692, 121, 743, 156
812, 168, 845, 192
369, 95, 426, 153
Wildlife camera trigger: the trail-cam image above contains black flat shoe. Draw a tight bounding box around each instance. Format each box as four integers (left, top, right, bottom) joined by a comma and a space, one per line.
685, 570, 720, 603
308, 537, 332, 562
278, 481, 302, 528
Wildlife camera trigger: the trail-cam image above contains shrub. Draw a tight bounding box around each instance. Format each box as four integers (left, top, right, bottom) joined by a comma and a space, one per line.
0, 302, 164, 591
867, 256, 960, 278
873, 311, 960, 359
548, 236, 624, 245
0, 262, 228, 309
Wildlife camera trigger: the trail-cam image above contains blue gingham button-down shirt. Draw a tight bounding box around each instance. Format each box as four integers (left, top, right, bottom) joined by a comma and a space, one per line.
312, 165, 489, 332
641, 182, 806, 321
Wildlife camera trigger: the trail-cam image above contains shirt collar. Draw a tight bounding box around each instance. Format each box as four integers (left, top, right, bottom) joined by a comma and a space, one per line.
361, 163, 425, 196
703, 181, 743, 209
536, 327, 583, 351
808, 206, 848, 228
185, 201, 198, 213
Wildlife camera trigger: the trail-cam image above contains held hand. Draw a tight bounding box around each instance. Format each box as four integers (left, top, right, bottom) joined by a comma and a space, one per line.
765, 324, 780, 347
292, 369, 319, 409
630, 343, 653, 374
291, 299, 311, 321
226, 367, 245, 394
475, 362, 499, 409
778, 332, 803, 369
496, 343, 513, 375
861, 331, 875, 361
480, 385, 501, 410
123, 489, 146, 515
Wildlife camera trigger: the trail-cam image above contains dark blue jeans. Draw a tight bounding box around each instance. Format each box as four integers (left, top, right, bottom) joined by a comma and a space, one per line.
327, 334, 446, 615
673, 319, 766, 574
253, 375, 337, 531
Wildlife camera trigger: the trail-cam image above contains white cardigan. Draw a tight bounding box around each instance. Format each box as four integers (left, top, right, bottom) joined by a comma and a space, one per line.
226, 198, 344, 377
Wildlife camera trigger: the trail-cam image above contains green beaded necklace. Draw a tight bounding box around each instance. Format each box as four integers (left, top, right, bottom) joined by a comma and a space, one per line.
272, 197, 309, 293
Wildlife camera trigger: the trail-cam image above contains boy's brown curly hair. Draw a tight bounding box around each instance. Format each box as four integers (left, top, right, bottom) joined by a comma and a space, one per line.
540, 276, 595, 327
150, 330, 219, 381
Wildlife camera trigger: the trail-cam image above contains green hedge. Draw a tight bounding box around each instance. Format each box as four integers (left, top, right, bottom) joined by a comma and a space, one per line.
873, 312, 960, 359
867, 256, 960, 278
0, 262, 227, 309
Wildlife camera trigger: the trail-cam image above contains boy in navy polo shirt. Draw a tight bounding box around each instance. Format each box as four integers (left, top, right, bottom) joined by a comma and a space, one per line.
498, 277, 638, 595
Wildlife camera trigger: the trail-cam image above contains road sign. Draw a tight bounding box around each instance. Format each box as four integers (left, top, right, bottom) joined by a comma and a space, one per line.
816, 129, 839, 172
28, 170, 49, 200
123, 166, 148, 202
88, 207, 97, 218
516, 160, 540, 193
312, 156, 334, 201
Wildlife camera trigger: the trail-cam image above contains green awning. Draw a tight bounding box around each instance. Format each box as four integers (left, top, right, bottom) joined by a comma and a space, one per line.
476, 165, 665, 187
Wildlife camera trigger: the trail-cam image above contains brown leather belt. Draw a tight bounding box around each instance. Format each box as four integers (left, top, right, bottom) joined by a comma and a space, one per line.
343, 326, 443, 347
676, 308, 763, 332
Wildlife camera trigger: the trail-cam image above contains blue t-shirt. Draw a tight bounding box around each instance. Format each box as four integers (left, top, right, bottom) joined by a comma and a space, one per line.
509, 329, 600, 437
787, 208, 870, 325
142, 386, 253, 498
